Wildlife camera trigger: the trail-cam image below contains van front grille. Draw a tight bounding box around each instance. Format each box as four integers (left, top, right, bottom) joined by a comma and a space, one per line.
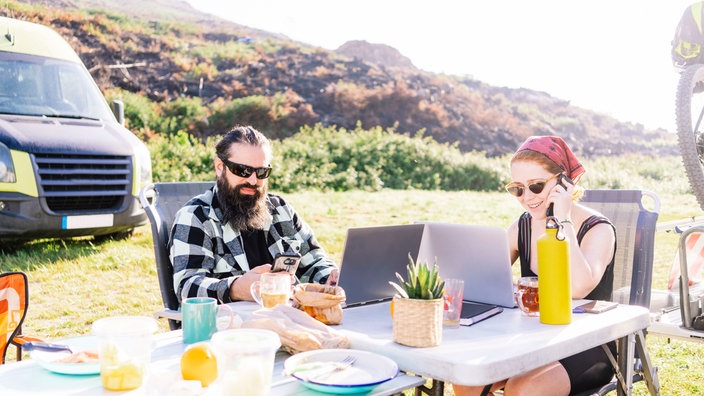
34, 153, 132, 213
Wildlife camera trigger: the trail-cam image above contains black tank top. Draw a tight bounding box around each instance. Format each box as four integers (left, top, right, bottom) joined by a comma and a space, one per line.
517, 213, 615, 301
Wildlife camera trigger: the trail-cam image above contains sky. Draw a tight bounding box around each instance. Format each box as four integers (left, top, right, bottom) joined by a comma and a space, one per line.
185, 0, 697, 133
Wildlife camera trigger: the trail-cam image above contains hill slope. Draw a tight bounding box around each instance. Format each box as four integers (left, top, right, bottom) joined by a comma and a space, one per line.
6, 0, 675, 156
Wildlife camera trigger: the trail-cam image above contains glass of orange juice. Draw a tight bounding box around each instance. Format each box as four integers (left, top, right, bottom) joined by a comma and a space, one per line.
92, 316, 157, 391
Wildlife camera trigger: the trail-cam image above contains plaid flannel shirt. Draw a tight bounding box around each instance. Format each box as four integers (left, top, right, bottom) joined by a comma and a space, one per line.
169, 186, 336, 303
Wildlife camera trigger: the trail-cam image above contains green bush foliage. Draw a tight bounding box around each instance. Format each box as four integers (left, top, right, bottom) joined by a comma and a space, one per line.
270, 124, 505, 192
156, 96, 208, 135
208, 95, 272, 136
104, 88, 159, 133
148, 131, 216, 182
145, 122, 687, 197
148, 123, 507, 192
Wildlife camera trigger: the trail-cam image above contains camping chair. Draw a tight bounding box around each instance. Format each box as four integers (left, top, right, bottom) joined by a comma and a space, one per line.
139, 181, 215, 330
673, 225, 704, 330
0, 272, 42, 364
648, 224, 704, 338
575, 189, 661, 396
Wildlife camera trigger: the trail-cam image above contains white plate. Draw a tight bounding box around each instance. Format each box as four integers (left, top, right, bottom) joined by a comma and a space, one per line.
30, 336, 100, 375
284, 349, 398, 394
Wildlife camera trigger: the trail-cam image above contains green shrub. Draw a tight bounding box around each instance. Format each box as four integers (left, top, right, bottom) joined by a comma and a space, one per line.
156, 96, 208, 135
148, 131, 215, 182
104, 88, 159, 133
269, 124, 505, 193
145, 123, 689, 199
208, 95, 272, 135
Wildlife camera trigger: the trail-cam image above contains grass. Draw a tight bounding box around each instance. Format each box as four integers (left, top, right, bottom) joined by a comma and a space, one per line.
2, 187, 704, 395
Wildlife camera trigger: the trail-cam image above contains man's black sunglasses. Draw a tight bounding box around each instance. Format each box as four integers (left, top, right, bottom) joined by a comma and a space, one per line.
220, 158, 272, 179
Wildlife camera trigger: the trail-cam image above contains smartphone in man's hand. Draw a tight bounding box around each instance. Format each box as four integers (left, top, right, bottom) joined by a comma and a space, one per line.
271, 253, 301, 275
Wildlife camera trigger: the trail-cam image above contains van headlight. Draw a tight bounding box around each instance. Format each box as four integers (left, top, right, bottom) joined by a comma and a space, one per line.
0, 143, 16, 183
135, 142, 152, 188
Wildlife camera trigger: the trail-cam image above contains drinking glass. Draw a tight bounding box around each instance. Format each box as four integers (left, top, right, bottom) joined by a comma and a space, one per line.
443, 278, 464, 328
516, 276, 539, 316
250, 272, 292, 308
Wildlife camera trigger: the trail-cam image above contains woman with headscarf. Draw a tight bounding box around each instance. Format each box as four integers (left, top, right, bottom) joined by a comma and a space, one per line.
453, 136, 617, 396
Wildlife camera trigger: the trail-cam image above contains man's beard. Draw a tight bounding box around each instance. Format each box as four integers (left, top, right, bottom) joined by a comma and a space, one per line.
216, 175, 272, 231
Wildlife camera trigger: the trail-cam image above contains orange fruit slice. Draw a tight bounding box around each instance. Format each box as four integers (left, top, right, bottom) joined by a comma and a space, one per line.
181, 342, 218, 387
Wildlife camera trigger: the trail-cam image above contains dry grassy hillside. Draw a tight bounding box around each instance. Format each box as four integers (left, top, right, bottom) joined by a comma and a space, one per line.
4, 0, 676, 156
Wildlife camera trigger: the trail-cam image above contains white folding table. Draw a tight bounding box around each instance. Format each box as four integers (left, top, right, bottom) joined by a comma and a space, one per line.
335, 300, 658, 396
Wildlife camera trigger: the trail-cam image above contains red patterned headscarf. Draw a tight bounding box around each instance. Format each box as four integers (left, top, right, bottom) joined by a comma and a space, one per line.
515, 136, 585, 182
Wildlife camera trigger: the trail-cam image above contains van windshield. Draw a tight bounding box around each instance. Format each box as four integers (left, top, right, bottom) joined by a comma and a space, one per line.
0, 51, 114, 121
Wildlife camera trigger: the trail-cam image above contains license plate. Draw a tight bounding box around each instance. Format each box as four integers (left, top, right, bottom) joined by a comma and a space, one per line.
62, 214, 114, 229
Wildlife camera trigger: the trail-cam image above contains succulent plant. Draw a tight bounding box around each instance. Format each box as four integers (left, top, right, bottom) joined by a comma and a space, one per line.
389, 254, 445, 300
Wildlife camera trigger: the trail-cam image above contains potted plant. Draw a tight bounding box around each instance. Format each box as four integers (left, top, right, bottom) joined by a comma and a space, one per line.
389, 254, 445, 347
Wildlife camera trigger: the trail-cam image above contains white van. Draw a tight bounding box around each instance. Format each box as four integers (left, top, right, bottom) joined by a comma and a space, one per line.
0, 16, 152, 241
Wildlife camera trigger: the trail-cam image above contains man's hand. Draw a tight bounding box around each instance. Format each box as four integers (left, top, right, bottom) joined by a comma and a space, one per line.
229, 264, 272, 301
325, 267, 340, 286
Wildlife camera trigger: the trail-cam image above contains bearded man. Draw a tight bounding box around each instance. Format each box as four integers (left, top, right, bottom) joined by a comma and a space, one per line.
170, 125, 339, 303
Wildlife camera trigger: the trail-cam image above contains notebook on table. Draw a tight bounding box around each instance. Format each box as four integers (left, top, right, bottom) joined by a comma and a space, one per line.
460, 301, 504, 326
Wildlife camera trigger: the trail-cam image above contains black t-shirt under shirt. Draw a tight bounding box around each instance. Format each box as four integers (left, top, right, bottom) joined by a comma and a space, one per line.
241, 229, 273, 267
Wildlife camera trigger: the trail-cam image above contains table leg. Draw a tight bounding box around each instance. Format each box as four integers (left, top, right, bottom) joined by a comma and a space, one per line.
616, 333, 635, 396
414, 378, 444, 396
604, 330, 660, 396
634, 330, 661, 396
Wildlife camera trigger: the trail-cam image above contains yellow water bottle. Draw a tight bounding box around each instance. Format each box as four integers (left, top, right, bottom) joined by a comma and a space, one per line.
537, 215, 572, 324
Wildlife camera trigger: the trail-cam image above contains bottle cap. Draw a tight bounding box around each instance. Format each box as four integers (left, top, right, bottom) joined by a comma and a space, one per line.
545, 216, 566, 240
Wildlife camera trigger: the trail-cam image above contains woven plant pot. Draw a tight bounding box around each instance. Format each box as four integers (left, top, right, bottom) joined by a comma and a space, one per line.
392, 295, 443, 347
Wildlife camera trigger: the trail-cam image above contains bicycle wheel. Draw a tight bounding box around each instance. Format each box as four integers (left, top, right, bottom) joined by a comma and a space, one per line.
676, 64, 704, 211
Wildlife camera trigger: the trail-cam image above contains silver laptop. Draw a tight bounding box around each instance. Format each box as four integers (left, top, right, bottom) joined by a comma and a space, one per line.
337, 223, 426, 307
416, 222, 517, 308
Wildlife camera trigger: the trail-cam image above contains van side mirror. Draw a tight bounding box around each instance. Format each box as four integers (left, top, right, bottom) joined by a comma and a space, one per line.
111, 100, 125, 126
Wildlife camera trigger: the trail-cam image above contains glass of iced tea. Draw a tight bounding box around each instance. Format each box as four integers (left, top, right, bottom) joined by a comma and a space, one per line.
250, 272, 291, 308
515, 276, 539, 317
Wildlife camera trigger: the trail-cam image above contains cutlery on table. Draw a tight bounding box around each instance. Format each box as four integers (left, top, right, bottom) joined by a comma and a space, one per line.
23, 341, 73, 353
289, 355, 357, 382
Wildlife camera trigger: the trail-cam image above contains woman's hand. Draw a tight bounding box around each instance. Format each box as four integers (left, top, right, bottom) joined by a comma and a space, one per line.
548, 175, 574, 222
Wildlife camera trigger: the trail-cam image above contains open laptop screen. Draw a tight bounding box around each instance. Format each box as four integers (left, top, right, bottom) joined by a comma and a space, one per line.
337, 223, 426, 308
417, 222, 517, 308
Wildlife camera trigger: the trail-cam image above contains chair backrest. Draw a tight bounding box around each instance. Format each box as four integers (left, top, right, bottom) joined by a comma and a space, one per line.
580, 190, 660, 308
139, 182, 214, 329
0, 272, 29, 364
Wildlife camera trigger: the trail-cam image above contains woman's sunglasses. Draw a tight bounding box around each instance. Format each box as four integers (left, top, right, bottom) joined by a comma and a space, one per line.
220, 158, 272, 179
505, 174, 560, 197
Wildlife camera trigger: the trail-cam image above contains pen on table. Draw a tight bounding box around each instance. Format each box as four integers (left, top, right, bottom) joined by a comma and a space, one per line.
572, 307, 585, 314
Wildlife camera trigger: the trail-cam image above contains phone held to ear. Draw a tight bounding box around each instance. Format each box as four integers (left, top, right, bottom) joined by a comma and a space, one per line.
546, 173, 574, 216
271, 253, 301, 275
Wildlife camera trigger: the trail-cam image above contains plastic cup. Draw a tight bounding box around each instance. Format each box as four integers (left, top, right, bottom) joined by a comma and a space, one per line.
211, 329, 281, 396
92, 316, 158, 391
